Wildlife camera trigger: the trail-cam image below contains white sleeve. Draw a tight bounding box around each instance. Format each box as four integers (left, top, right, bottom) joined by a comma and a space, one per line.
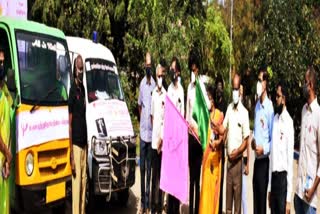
286, 118, 294, 202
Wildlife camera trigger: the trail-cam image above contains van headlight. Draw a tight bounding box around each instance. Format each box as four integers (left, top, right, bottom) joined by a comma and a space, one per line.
91, 137, 108, 156
25, 152, 34, 176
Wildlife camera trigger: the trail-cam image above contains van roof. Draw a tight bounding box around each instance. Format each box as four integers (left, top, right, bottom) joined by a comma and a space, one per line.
0, 16, 65, 39
66, 36, 116, 65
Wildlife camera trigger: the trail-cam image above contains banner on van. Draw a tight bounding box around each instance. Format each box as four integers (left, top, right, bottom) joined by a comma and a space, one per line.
0, 0, 27, 19
16, 108, 69, 152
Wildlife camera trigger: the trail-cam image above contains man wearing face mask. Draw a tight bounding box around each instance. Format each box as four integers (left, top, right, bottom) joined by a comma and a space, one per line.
68, 55, 88, 214
150, 64, 166, 214
186, 51, 210, 214
294, 66, 320, 214
167, 56, 184, 213
138, 52, 156, 214
252, 67, 274, 214
214, 73, 250, 214
267, 81, 294, 214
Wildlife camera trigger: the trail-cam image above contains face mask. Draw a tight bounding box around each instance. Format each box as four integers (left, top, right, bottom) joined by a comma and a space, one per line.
178, 76, 181, 84
303, 83, 310, 100
275, 103, 283, 115
0, 65, 4, 81
216, 88, 223, 99
256, 81, 262, 98
191, 72, 196, 84
170, 69, 177, 83
157, 77, 162, 88
146, 67, 151, 77
233, 90, 239, 105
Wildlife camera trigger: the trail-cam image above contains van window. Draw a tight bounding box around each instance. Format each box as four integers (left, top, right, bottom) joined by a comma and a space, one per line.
85, 58, 124, 102
16, 31, 71, 105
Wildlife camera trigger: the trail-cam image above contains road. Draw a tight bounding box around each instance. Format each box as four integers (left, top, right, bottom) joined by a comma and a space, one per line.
44, 152, 320, 214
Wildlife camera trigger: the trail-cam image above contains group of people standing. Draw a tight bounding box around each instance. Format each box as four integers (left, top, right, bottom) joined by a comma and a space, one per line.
138, 50, 320, 214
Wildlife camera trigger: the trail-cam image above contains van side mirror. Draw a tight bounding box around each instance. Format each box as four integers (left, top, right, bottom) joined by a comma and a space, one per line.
7, 68, 16, 92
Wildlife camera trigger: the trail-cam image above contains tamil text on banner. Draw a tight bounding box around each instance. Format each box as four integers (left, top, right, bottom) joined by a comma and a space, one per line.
160, 95, 189, 204
16, 107, 69, 153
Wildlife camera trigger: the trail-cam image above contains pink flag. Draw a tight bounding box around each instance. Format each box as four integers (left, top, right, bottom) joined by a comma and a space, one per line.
160, 96, 189, 204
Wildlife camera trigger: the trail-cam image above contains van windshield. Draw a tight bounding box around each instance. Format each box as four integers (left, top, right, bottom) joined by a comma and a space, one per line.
16, 31, 71, 105
85, 58, 124, 103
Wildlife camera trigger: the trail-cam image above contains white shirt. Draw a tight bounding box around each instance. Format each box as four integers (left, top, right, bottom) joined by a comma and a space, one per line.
296, 98, 320, 208
138, 76, 156, 142
167, 82, 184, 116
151, 86, 166, 150
223, 101, 250, 155
268, 108, 294, 202
186, 78, 210, 129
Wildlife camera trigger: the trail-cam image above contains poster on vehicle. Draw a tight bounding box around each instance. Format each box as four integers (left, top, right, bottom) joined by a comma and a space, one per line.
0, 0, 27, 19
87, 99, 134, 138
16, 107, 69, 153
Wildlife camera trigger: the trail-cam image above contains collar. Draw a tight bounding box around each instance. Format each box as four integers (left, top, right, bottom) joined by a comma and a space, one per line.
156, 87, 164, 95
307, 98, 318, 113
278, 107, 287, 121
232, 101, 242, 111
259, 94, 270, 109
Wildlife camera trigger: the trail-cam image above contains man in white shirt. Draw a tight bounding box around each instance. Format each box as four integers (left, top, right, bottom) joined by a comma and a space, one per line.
166, 56, 184, 214
295, 66, 320, 214
215, 73, 250, 214
268, 81, 294, 214
150, 64, 166, 214
186, 51, 210, 214
138, 52, 156, 214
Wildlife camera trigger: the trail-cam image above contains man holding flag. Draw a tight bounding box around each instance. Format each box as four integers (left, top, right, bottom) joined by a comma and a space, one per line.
214, 73, 250, 214
186, 51, 210, 214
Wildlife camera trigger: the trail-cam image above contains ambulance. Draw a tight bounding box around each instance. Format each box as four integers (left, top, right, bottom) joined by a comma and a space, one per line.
67, 36, 136, 208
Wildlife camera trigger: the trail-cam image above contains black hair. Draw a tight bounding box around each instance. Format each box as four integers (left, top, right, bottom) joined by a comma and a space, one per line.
259, 65, 268, 82
171, 56, 181, 72
188, 49, 200, 71
207, 85, 215, 101
307, 65, 318, 93
73, 58, 77, 79
276, 81, 288, 101
159, 58, 167, 69
0, 47, 4, 54
215, 73, 224, 88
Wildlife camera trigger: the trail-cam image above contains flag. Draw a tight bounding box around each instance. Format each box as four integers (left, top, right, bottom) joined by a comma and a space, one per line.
192, 79, 210, 151
160, 96, 189, 204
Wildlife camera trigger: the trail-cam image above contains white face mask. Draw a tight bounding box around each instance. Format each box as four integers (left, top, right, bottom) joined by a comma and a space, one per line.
178, 76, 181, 84
157, 76, 162, 88
191, 72, 196, 84
233, 90, 239, 105
256, 81, 262, 98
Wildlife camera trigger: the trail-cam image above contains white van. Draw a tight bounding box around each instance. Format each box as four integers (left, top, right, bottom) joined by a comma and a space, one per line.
66, 36, 136, 207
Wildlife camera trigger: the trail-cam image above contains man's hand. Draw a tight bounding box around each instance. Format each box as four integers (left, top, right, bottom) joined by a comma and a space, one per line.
2, 149, 12, 179
255, 145, 264, 156
305, 187, 315, 202
71, 153, 76, 177
157, 139, 163, 154
244, 164, 249, 175
251, 138, 257, 150
229, 149, 239, 161
286, 202, 290, 214
268, 192, 271, 208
